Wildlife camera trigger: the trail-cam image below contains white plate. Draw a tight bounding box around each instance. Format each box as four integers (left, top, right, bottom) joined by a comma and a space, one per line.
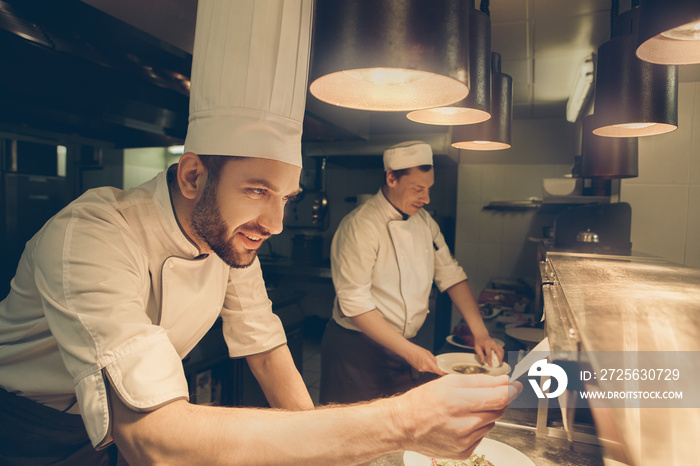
446, 335, 505, 350
403, 438, 536, 466
505, 327, 545, 344
436, 353, 510, 376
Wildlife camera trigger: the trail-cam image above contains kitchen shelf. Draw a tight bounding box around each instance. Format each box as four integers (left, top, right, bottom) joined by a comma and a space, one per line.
483, 196, 611, 212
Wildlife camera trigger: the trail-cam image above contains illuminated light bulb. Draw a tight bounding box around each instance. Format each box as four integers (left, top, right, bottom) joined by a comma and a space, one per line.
432, 107, 470, 115
613, 122, 657, 129
473, 140, 491, 144
343, 68, 430, 86
661, 20, 700, 41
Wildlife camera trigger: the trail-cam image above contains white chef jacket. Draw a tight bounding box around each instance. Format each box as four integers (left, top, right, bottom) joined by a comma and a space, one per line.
0, 169, 286, 448
331, 189, 467, 339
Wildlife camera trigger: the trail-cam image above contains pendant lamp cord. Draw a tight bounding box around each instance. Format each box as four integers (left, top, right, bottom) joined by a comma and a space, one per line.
480, 0, 490, 16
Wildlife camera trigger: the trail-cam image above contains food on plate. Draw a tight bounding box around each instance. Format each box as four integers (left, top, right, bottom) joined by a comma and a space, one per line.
451, 364, 488, 375
431, 452, 494, 466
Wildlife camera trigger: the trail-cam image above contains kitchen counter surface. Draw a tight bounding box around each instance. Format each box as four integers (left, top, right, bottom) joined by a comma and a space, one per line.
545, 251, 700, 352
544, 251, 700, 466
363, 422, 603, 466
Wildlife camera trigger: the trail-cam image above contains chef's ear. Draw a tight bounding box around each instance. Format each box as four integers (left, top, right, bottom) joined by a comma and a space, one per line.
385, 170, 398, 187
177, 152, 207, 200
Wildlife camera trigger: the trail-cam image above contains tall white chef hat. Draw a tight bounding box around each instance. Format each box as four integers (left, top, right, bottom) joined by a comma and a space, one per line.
383, 141, 434, 171
184, 0, 313, 168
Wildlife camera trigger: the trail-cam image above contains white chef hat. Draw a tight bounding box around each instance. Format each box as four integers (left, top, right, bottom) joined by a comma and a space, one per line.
383, 141, 434, 171
184, 0, 313, 168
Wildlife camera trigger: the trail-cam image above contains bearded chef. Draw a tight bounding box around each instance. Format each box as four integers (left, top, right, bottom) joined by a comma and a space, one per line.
320, 141, 505, 404
0, 0, 317, 462
0, 2, 521, 465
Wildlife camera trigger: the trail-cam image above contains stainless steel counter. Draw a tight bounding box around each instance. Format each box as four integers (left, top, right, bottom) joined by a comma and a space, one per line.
544, 251, 700, 466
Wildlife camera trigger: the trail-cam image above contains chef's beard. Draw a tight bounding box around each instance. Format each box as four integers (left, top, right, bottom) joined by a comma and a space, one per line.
191, 177, 261, 268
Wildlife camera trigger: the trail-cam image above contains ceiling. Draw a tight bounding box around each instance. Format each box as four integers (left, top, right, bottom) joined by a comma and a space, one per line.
80, 0, 613, 118
74, 0, 700, 152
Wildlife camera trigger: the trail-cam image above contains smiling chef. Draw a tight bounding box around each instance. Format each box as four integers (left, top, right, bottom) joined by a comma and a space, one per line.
0, 0, 315, 462
321, 141, 505, 404
0, 1, 520, 464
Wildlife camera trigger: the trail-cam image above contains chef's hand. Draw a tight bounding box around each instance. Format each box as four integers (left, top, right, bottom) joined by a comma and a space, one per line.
403, 343, 446, 376
474, 335, 505, 366
394, 374, 522, 460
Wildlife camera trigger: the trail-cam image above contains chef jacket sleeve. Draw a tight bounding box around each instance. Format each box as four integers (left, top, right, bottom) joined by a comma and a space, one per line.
425, 212, 468, 292
34, 204, 189, 448
330, 215, 379, 317
220, 257, 287, 357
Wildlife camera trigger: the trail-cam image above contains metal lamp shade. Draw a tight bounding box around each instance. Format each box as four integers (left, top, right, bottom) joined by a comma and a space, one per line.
308, 0, 470, 111
582, 115, 638, 179
406, 8, 491, 125
451, 53, 512, 150
592, 33, 678, 138
636, 0, 700, 65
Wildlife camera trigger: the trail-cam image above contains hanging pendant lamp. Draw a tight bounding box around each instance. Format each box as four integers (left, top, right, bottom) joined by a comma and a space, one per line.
592, 30, 678, 137
451, 52, 512, 150
406, 7, 491, 125
582, 115, 638, 179
308, 0, 470, 112
636, 0, 700, 65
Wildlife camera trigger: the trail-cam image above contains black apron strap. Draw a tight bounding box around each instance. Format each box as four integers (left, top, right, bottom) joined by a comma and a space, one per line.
0, 386, 120, 465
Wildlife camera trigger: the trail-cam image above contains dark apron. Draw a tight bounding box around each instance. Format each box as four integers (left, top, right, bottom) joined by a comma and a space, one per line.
319, 319, 437, 405
0, 387, 121, 465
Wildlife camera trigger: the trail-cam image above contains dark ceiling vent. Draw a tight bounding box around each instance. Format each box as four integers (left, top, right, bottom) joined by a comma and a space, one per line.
0, 0, 192, 148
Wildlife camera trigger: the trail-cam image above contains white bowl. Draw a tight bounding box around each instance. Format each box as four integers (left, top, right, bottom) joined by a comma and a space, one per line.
542, 177, 580, 197
436, 353, 510, 376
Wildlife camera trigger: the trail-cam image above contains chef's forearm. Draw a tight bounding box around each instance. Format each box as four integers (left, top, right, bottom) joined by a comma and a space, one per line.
110, 389, 406, 465
446, 281, 489, 338
349, 310, 415, 358
246, 345, 314, 411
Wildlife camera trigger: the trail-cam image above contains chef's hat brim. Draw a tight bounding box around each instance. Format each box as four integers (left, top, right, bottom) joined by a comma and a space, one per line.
185, 109, 302, 166
383, 141, 434, 171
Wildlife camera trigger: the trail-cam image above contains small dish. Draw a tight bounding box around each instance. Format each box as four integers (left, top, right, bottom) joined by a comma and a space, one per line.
436, 353, 510, 376
446, 335, 505, 351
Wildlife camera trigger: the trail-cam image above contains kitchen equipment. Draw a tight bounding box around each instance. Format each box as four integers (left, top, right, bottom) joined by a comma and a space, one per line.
291, 234, 323, 266
553, 202, 632, 253
576, 228, 599, 243
285, 157, 330, 230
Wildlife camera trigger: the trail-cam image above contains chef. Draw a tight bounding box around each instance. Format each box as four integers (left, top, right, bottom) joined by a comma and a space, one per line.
321, 141, 505, 404
0, 1, 520, 464
0, 0, 317, 462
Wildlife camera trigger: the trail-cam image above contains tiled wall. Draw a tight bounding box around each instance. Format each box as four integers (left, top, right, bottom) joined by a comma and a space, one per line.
455, 162, 571, 296
454, 81, 700, 323
621, 82, 700, 267
454, 118, 578, 299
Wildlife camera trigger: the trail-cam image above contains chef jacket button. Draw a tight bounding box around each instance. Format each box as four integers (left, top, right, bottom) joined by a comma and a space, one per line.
168, 262, 174, 269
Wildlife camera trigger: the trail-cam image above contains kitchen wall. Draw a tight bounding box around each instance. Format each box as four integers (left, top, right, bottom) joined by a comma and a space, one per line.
453, 118, 577, 301
453, 81, 700, 328
621, 81, 700, 268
